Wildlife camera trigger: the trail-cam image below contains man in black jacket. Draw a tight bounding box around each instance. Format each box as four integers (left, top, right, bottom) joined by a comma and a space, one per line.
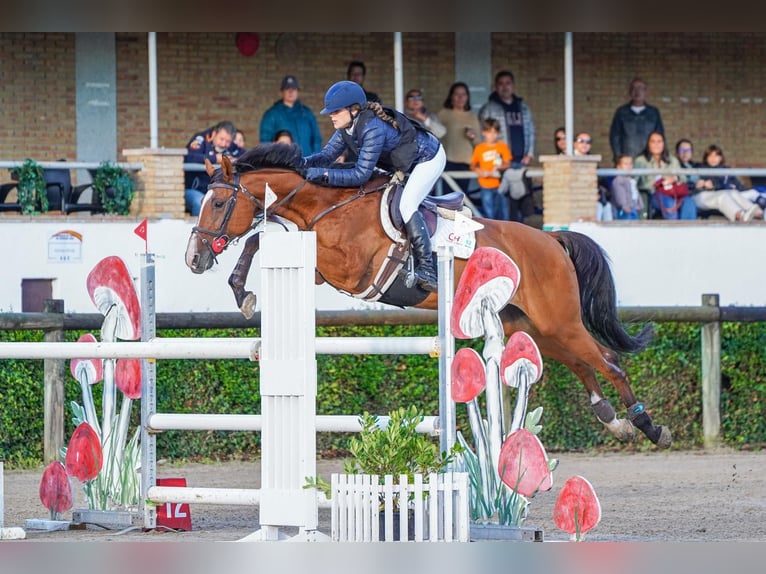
609, 77, 664, 163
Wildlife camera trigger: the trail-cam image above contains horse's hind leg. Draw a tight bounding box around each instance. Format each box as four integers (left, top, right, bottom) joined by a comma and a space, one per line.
544, 324, 671, 448
502, 308, 671, 448
228, 233, 260, 319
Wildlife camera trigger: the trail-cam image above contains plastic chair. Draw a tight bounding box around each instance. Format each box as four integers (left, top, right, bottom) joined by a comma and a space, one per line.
0, 175, 22, 212
62, 168, 105, 214
42, 165, 71, 212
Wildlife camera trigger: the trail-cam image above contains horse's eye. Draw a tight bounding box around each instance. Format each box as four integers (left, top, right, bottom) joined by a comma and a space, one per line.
213, 199, 227, 209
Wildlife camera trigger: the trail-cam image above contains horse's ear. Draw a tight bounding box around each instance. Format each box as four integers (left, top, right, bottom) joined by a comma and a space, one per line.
220, 155, 234, 182
205, 158, 215, 177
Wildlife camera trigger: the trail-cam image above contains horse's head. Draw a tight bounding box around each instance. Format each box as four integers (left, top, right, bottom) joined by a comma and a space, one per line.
185, 143, 306, 274
185, 155, 263, 274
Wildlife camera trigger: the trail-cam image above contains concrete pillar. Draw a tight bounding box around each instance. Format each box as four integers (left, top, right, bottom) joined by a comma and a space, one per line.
122, 148, 187, 219
540, 154, 601, 230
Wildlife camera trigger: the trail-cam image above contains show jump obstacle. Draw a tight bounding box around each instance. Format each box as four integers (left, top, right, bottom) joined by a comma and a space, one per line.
0, 232, 458, 541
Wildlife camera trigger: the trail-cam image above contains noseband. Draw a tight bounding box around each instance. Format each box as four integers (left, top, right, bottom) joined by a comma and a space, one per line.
191, 172, 262, 258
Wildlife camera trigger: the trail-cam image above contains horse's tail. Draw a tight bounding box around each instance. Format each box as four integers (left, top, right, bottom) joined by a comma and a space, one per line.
553, 230, 654, 354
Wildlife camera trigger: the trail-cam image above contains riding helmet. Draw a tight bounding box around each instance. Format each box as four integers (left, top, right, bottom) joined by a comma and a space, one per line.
320, 81, 367, 114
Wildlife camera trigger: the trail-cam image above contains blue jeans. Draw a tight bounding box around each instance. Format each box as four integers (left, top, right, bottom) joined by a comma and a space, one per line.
185, 188, 204, 216
616, 209, 639, 220
480, 186, 509, 220
651, 193, 697, 220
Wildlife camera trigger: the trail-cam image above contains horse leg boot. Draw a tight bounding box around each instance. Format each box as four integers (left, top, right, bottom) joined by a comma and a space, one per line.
628, 402, 672, 448
404, 211, 438, 292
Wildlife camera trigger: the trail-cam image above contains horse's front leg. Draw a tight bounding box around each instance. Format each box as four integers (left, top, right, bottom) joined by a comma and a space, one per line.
228, 233, 260, 319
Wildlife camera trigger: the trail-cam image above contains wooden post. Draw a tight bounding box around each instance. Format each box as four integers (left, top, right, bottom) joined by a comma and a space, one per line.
43, 299, 66, 463
701, 293, 721, 449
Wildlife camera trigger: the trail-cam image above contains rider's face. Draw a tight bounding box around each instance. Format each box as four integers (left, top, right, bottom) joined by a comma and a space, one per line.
329, 108, 352, 130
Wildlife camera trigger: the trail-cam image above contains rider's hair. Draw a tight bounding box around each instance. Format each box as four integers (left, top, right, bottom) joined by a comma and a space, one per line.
364, 101, 399, 130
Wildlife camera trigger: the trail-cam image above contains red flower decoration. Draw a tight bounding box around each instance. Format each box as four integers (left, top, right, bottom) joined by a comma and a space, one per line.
497, 428, 553, 497
65, 422, 103, 482
39, 461, 73, 515
115, 358, 142, 399
553, 475, 601, 539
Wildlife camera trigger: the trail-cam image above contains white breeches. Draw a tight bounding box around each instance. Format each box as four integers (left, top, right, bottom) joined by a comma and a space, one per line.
399, 144, 446, 223
693, 190, 756, 221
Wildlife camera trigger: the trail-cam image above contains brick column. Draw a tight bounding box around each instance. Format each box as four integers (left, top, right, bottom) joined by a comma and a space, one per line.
540, 154, 601, 230
123, 147, 188, 219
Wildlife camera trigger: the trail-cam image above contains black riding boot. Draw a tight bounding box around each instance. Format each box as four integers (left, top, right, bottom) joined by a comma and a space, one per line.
404, 211, 438, 292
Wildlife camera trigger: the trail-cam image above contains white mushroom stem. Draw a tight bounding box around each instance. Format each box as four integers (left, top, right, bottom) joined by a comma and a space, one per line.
76, 369, 101, 439
112, 394, 133, 484
481, 299, 506, 473
100, 304, 119, 464
509, 368, 530, 434
466, 398, 494, 502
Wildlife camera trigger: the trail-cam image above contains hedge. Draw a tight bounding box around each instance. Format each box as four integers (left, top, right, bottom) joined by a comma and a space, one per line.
1, 321, 764, 467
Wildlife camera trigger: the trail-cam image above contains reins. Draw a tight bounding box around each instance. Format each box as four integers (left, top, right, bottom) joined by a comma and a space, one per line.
305, 180, 389, 230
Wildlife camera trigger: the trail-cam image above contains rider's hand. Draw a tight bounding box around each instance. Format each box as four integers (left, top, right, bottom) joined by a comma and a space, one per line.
306, 167, 328, 183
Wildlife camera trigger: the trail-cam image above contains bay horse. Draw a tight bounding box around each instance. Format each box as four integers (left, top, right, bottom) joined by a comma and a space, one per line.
185, 143, 671, 449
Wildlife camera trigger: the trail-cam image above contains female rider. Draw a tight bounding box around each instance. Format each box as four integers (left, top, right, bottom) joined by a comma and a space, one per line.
303, 80, 446, 292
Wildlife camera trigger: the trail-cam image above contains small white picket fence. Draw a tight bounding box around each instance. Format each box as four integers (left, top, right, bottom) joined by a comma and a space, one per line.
330, 472, 470, 542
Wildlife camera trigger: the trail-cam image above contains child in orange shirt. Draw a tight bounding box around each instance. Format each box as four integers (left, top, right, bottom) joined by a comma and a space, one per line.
470, 118, 512, 220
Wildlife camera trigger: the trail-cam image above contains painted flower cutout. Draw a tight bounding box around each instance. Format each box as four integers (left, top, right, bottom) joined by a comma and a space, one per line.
39, 461, 73, 519
65, 422, 103, 482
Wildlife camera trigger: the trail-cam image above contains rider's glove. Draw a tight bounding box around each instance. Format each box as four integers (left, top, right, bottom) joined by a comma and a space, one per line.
306, 167, 328, 183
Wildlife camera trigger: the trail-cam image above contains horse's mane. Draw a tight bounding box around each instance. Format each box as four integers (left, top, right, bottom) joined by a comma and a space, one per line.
234, 143, 304, 174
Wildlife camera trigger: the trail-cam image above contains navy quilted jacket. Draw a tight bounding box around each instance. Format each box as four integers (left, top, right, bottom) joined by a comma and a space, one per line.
304, 114, 440, 187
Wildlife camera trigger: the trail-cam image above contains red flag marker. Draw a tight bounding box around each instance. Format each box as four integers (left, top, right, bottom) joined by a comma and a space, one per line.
133, 218, 148, 253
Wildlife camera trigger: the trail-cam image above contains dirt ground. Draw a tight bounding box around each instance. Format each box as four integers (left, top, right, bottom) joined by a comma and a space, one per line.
3, 448, 766, 542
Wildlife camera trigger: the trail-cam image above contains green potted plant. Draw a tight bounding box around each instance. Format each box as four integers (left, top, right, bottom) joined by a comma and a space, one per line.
13, 158, 47, 215
93, 161, 135, 215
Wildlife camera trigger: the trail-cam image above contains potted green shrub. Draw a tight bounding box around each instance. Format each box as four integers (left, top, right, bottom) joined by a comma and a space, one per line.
93, 161, 135, 215
13, 158, 48, 215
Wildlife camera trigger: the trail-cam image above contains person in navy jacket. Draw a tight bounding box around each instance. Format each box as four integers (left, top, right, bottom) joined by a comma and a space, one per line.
184, 120, 243, 215
303, 81, 446, 292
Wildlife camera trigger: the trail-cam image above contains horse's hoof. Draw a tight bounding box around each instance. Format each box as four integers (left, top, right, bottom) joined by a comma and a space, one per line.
655, 426, 672, 449
240, 293, 257, 319
604, 417, 636, 442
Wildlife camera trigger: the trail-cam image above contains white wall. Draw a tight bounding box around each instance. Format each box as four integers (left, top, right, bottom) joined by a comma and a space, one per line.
1, 219, 764, 313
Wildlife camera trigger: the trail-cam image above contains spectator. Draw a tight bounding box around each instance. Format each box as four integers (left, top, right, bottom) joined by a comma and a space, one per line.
693, 144, 764, 222
479, 70, 535, 167
610, 155, 644, 220
609, 77, 664, 163
184, 120, 243, 216
234, 129, 247, 150
346, 60, 380, 104
470, 118, 511, 220
303, 81, 445, 292
554, 126, 567, 154
479, 70, 535, 222
573, 131, 613, 221
273, 129, 294, 144
436, 81, 481, 196
259, 75, 322, 155
675, 138, 701, 192
634, 131, 696, 220
404, 88, 446, 139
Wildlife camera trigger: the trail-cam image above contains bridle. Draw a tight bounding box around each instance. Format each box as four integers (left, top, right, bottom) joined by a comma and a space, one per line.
191, 171, 261, 258
191, 169, 308, 261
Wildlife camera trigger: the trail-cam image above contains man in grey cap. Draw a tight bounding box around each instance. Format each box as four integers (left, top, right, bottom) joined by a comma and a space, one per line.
259, 75, 322, 154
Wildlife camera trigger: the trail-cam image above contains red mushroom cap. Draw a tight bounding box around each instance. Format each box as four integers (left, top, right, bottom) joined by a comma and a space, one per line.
497, 428, 553, 497
65, 422, 103, 482
451, 247, 521, 339
86, 256, 141, 340
451, 347, 486, 403
70, 333, 103, 384
553, 475, 601, 536
115, 358, 142, 400
500, 331, 543, 388
39, 461, 73, 514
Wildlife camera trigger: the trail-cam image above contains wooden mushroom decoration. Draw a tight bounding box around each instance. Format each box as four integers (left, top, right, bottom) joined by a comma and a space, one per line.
39, 461, 72, 520
553, 475, 601, 541
497, 428, 553, 498
451, 347, 493, 500
86, 256, 141, 445
451, 247, 521, 468
112, 358, 142, 473
70, 333, 103, 438
500, 331, 544, 434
